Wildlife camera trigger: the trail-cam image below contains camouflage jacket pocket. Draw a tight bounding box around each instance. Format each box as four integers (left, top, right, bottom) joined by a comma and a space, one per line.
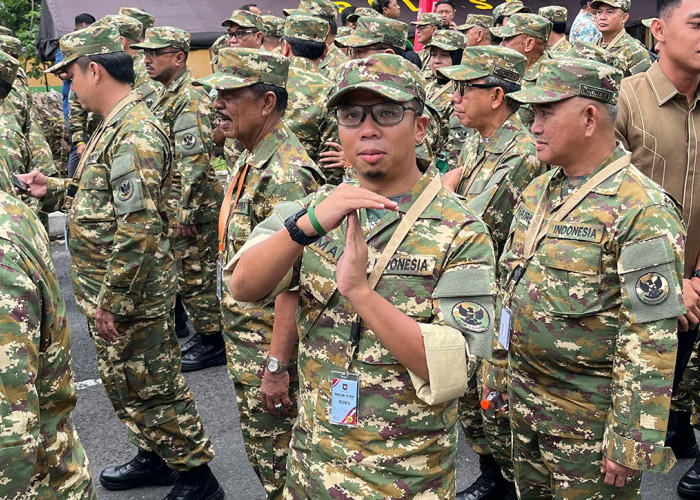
73, 164, 114, 222
537, 239, 604, 317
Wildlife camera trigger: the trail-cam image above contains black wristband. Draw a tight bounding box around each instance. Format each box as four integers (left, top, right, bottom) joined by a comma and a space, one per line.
285, 208, 319, 246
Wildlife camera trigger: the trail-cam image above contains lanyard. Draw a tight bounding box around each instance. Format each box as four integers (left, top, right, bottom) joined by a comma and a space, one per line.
504, 153, 631, 304
344, 173, 443, 371
218, 163, 250, 254
64, 92, 140, 210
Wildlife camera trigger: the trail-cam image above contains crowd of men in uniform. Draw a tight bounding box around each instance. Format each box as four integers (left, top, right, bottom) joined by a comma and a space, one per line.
0, 0, 699, 498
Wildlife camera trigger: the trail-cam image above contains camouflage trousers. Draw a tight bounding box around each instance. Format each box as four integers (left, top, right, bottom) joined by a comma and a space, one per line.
459, 360, 514, 481
90, 315, 215, 470
171, 220, 222, 335
673, 330, 700, 417
233, 381, 298, 500
511, 415, 641, 499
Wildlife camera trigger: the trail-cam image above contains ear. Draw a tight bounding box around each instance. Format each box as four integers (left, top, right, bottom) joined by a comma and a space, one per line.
492, 87, 506, 110
583, 103, 598, 138
281, 40, 291, 57
88, 61, 102, 84
621, 12, 630, 24
524, 36, 535, 53
321, 44, 329, 59
651, 17, 665, 43
475, 29, 484, 44
255, 31, 264, 47
260, 91, 277, 117
176, 51, 186, 65
119, 36, 128, 51
414, 113, 429, 143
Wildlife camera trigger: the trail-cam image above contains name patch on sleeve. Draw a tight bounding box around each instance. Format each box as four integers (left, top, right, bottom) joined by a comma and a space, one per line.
547, 223, 603, 243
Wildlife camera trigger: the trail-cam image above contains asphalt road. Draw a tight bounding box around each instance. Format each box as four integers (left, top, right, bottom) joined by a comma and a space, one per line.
51, 242, 692, 499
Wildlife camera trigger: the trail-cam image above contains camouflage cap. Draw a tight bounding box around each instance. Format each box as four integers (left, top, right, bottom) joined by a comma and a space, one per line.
95, 14, 143, 43
411, 12, 443, 26
424, 30, 466, 52
490, 13, 552, 42
347, 7, 383, 24
119, 7, 155, 30
0, 26, 13, 36
457, 14, 494, 31
493, 0, 532, 19
284, 14, 329, 43
437, 45, 526, 84
335, 17, 408, 51
131, 27, 191, 52
222, 10, 264, 31
194, 48, 289, 90
327, 53, 426, 108
538, 6, 567, 23
0, 35, 22, 58
558, 40, 621, 68
0, 50, 19, 87
508, 57, 622, 105
337, 26, 352, 37
590, 0, 631, 12
261, 15, 285, 38
45, 24, 123, 74
283, 0, 339, 23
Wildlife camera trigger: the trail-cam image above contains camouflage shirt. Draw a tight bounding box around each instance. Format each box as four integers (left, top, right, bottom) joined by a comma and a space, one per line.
598, 29, 651, 77
500, 146, 684, 473
549, 35, 572, 53
426, 79, 472, 171
221, 122, 324, 385
517, 55, 548, 129
132, 50, 161, 109
284, 56, 335, 163
318, 44, 348, 79
0, 192, 94, 499
150, 67, 223, 226
455, 113, 543, 258
43, 94, 174, 320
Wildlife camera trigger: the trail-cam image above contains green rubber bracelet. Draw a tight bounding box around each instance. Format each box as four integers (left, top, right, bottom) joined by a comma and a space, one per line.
307, 204, 327, 237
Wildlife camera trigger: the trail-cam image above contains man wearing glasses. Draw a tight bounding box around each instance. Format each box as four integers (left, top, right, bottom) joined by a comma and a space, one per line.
226, 53, 496, 499
133, 27, 226, 372
440, 46, 543, 500
411, 12, 443, 80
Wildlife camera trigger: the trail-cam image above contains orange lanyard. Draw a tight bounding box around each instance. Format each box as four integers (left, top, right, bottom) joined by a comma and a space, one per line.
218, 163, 250, 253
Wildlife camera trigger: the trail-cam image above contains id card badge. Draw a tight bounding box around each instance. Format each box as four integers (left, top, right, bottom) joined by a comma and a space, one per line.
498, 306, 513, 350
330, 371, 359, 427
216, 260, 223, 301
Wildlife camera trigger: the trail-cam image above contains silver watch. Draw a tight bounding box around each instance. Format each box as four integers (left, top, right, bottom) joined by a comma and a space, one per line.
266, 356, 288, 374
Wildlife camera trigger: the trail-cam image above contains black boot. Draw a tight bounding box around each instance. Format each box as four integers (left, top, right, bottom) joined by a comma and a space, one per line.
679, 457, 700, 499
181, 332, 227, 372
164, 464, 224, 500
456, 454, 512, 500
667, 410, 700, 459
175, 294, 191, 338
99, 448, 178, 491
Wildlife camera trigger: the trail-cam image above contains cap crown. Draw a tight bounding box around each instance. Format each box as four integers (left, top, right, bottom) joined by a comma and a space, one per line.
412, 13, 443, 26
493, 0, 531, 19
0, 50, 19, 86
223, 10, 264, 31
426, 30, 466, 52
562, 41, 621, 68
337, 17, 408, 50
284, 14, 329, 42
538, 6, 567, 23
261, 15, 285, 38
590, 0, 631, 13
133, 26, 191, 52
438, 45, 526, 84
0, 35, 22, 57
119, 7, 155, 30
491, 13, 552, 41
204, 47, 289, 89
347, 7, 382, 23
96, 14, 143, 42
287, 0, 339, 22
460, 14, 494, 29
47, 24, 123, 73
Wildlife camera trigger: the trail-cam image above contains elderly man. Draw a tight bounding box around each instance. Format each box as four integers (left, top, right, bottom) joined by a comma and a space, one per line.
592, 0, 651, 76
503, 57, 683, 499
458, 15, 494, 46
195, 47, 324, 498
412, 12, 443, 78
228, 53, 497, 499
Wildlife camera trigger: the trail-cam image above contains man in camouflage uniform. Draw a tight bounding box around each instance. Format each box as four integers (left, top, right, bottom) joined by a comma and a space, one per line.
0, 36, 58, 179
439, 46, 542, 500
592, 0, 651, 76
262, 15, 285, 52
0, 190, 96, 500
20, 25, 223, 500
133, 27, 226, 372
423, 29, 467, 172
492, 0, 531, 26
457, 14, 494, 46
195, 47, 324, 499
0, 50, 30, 194
540, 6, 572, 52
281, 14, 334, 164
492, 13, 551, 129
227, 53, 497, 500
502, 57, 683, 499
94, 14, 161, 108
411, 12, 442, 79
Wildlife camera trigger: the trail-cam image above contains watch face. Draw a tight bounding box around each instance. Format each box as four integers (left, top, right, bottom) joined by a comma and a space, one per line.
268, 358, 279, 372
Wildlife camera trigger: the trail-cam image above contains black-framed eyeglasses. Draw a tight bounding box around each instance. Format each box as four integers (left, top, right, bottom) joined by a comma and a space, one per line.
334, 103, 417, 127
226, 29, 257, 40
143, 49, 181, 58
457, 81, 498, 96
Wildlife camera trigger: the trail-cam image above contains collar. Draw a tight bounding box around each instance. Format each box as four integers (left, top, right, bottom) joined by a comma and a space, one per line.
482, 114, 526, 154
163, 67, 191, 94
646, 61, 699, 106
290, 55, 320, 73
550, 143, 629, 197
598, 29, 626, 49
244, 120, 289, 170
105, 92, 140, 129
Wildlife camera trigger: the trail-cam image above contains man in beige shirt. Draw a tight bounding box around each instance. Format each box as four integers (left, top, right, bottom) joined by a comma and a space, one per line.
615, 1, 700, 496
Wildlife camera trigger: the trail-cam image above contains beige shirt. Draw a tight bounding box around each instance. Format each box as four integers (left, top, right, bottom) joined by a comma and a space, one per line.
616, 61, 700, 277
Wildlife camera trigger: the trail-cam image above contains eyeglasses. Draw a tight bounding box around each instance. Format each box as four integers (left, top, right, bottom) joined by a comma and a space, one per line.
456, 81, 498, 96
143, 49, 181, 58
226, 29, 257, 40
334, 103, 417, 127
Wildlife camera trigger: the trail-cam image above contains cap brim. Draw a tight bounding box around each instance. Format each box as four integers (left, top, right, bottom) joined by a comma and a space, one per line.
45, 56, 75, 74
507, 87, 574, 105
193, 72, 252, 90
334, 34, 376, 48
327, 82, 416, 108
131, 41, 171, 49
456, 24, 475, 31
436, 64, 488, 82
425, 41, 461, 52
489, 26, 517, 38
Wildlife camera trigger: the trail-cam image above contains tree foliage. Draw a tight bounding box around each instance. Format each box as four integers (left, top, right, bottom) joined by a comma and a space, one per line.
0, 0, 44, 79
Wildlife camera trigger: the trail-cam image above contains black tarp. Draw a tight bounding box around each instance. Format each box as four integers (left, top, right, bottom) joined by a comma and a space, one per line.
38, 0, 657, 58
